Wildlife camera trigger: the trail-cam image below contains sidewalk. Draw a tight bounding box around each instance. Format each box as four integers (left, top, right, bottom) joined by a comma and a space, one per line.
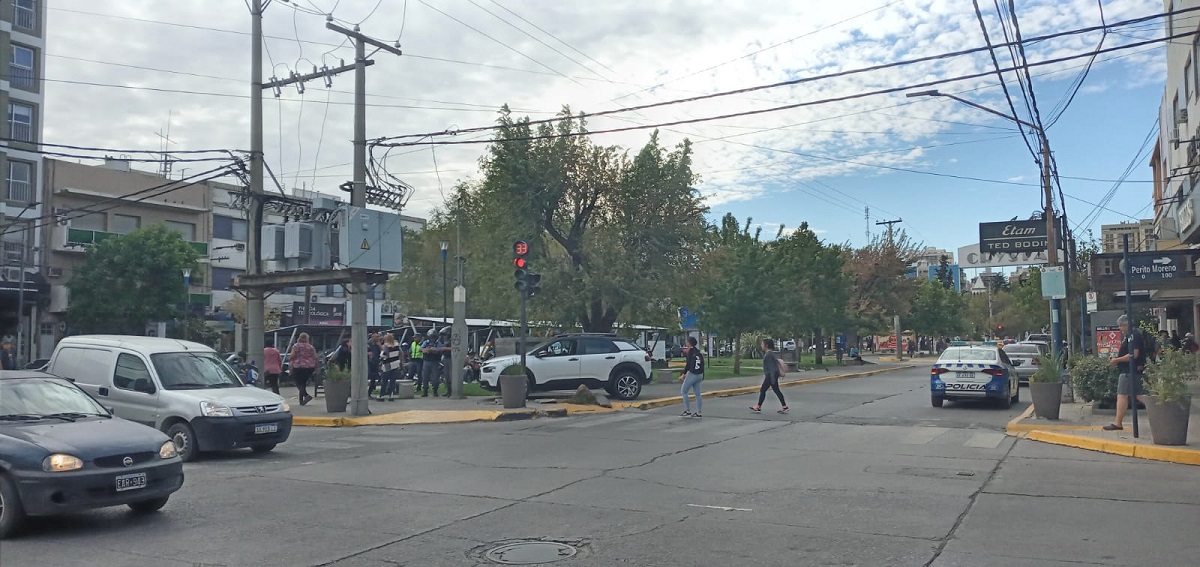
284, 359, 913, 427
1006, 395, 1200, 466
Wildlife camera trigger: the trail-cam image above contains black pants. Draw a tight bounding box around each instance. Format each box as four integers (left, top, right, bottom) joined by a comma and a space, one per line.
757, 374, 786, 407
293, 367, 315, 400
265, 372, 280, 395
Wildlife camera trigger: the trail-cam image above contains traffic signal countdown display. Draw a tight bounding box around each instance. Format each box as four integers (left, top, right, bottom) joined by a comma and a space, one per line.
513, 240, 541, 297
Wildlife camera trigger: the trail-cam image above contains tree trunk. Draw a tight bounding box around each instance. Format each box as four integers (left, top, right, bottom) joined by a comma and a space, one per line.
814, 327, 824, 366
732, 334, 742, 374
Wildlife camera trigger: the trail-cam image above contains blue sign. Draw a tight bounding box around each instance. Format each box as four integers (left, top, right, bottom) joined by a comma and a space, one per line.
678, 307, 701, 331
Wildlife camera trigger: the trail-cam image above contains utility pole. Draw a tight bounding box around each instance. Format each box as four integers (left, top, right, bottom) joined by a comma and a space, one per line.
1041, 142, 1065, 367
876, 218, 902, 360
325, 22, 403, 416
246, 0, 266, 381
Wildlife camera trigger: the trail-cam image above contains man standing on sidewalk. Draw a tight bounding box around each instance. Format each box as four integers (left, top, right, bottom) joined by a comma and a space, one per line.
1105, 315, 1147, 431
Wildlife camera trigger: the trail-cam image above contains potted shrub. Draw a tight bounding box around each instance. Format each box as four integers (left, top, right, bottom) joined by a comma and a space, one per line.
1069, 355, 1119, 411
1142, 348, 1198, 446
498, 364, 527, 409
1029, 352, 1064, 420
323, 367, 352, 413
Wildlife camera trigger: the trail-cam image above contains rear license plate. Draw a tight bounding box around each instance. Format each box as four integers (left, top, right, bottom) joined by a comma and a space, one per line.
116, 472, 147, 492
254, 423, 278, 435
956, 372, 975, 379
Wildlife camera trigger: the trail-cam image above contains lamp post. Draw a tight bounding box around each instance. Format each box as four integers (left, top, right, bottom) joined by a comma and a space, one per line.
181, 268, 192, 341
906, 89, 1063, 364
439, 240, 449, 326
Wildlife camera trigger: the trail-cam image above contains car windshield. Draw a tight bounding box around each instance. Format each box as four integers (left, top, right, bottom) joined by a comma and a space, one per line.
939, 348, 997, 362
1004, 345, 1042, 355
0, 378, 108, 417
151, 352, 244, 390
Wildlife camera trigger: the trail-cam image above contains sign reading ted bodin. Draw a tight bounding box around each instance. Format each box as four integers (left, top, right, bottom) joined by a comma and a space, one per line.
978, 219, 1060, 254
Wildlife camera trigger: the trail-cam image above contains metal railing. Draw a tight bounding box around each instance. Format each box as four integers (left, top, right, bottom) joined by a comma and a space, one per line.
8, 65, 34, 90
14, 1, 35, 31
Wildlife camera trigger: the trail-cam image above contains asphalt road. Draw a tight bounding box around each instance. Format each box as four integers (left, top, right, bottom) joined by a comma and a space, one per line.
2, 367, 1197, 566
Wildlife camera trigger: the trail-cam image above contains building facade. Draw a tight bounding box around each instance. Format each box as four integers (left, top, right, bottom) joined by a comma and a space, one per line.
0, 0, 46, 364
1100, 219, 1155, 253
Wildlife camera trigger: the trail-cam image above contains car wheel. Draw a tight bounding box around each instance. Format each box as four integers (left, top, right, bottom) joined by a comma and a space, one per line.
0, 473, 25, 539
1000, 386, 1013, 409
251, 443, 277, 454
1011, 382, 1020, 404
166, 422, 198, 463
610, 370, 642, 400
128, 496, 170, 514
931, 396, 944, 408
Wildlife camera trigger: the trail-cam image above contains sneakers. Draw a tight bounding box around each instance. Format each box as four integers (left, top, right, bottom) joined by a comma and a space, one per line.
1102, 423, 1123, 431
691, 413, 702, 419
778, 406, 790, 414
750, 406, 761, 413
681, 410, 692, 417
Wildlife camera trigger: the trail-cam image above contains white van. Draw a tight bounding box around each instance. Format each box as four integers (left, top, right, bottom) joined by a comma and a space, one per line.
47, 336, 293, 462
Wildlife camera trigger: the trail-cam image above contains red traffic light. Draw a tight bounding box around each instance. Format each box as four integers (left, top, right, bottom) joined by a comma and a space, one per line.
513, 257, 527, 269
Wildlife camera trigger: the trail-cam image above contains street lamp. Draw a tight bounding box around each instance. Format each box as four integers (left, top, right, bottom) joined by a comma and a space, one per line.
212, 243, 246, 252
906, 89, 1063, 363
439, 240, 449, 326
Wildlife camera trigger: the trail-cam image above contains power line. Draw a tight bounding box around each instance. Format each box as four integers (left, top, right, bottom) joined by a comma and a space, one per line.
972, 0, 1039, 162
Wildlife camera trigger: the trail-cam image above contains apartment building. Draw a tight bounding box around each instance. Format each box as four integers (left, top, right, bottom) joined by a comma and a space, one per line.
1100, 219, 1156, 253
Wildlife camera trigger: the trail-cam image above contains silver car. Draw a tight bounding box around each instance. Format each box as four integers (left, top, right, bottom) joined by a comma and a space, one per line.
1002, 342, 1047, 384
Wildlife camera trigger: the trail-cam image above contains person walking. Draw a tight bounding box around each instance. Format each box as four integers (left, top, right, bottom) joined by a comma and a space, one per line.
263, 340, 283, 394
378, 333, 403, 401
367, 333, 382, 399
1104, 315, 1148, 431
678, 337, 705, 418
289, 333, 319, 406
751, 338, 788, 414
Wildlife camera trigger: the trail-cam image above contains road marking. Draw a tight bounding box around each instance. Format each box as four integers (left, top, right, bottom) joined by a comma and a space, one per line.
963, 432, 1007, 449
901, 427, 949, 445
687, 504, 752, 512
296, 442, 363, 450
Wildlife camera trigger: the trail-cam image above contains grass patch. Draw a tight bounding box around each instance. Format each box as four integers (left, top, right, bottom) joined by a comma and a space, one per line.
462, 382, 494, 397
662, 353, 849, 381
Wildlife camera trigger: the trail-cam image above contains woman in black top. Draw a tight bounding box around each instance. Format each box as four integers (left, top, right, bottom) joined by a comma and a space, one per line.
751, 338, 788, 414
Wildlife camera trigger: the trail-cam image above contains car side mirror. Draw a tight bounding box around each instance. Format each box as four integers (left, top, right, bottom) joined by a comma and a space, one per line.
133, 378, 156, 394
1012, 360, 1022, 366
104, 406, 115, 415
534, 351, 547, 358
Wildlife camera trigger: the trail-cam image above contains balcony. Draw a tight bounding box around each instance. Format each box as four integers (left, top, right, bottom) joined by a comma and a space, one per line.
14, 1, 35, 31
65, 228, 209, 255
9, 66, 34, 90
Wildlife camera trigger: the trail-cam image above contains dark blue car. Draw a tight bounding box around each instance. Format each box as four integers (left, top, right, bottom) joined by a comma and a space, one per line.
0, 371, 184, 538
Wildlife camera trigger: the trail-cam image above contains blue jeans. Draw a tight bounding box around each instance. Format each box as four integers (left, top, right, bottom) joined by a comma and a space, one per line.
681, 372, 703, 413
379, 369, 399, 397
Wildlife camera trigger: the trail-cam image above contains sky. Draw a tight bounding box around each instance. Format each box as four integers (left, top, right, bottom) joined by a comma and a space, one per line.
43, 0, 1178, 261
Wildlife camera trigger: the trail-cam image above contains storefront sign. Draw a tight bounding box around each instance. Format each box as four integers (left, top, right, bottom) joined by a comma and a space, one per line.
1095, 326, 1122, 358
292, 302, 345, 326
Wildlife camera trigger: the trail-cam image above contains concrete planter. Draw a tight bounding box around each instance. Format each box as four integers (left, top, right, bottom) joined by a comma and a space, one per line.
498, 374, 527, 409
1029, 381, 1063, 420
395, 380, 415, 400
656, 369, 678, 383
323, 380, 351, 413
1146, 395, 1191, 446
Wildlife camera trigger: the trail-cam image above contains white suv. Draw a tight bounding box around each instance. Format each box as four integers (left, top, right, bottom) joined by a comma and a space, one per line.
479, 334, 653, 400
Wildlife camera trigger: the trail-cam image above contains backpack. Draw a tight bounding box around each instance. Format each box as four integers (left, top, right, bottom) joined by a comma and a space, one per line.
776, 357, 788, 378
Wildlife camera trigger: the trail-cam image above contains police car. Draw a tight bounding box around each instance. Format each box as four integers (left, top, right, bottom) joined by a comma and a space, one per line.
929, 343, 1020, 409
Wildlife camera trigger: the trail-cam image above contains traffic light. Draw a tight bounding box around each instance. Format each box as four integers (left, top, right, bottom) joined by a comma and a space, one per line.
997, 325, 1004, 334
525, 271, 541, 297
514, 240, 531, 293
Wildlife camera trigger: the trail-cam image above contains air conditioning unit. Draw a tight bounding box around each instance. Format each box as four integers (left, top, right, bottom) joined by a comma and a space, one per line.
46, 266, 63, 278
1178, 108, 1190, 124
3, 267, 22, 282
1172, 126, 1183, 148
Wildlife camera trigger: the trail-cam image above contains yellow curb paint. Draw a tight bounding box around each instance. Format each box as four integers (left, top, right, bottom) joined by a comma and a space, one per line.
560, 404, 619, 415
1005, 405, 1036, 432
293, 409, 539, 427
1025, 430, 1200, 465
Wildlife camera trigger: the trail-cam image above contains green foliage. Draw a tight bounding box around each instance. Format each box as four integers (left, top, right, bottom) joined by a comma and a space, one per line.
935, 255, 955, 290
1068, 355, 1118, 402
1144, 348, 1198, 404
1030, 351, 1065, 383
325, 367, 351, 382
167, 316, 221, 349
842, 231, 921, 334
766, 223, 850, 359
500, 364, 527, 376
697, 216, 773, 373
908, 279, 967, 338
66, 225, 200, 334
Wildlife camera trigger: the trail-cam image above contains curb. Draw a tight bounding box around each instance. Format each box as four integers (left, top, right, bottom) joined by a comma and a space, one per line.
619, 365, 915, 411
1005, 404, 1200, 466
293, 407, 566, 427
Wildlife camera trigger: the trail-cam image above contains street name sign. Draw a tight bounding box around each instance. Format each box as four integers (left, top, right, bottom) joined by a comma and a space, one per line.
1089, 250, 1200, 292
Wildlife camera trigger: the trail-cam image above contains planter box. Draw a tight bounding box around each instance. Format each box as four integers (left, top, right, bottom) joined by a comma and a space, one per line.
324, 380, 351, 413
1029, 381, 1063, 420
1146, 395, 1191, 446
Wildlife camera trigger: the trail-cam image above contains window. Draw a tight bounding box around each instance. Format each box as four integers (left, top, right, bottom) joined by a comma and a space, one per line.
1194, 32, 1200, 99
9, 44, 34, 90
579, 337, 619, 355
38, 322, 52, 336
70, 212, 105, 231
13, 0, 35, 31
113, 352, 152, 392
163, 220, 196, 241
213, 214, 247, 241
8, 102, 33, 142
210, 267, 244, 290
5, 160, 31, 203
2, 240, 24, 264
1187, 58, 1194, 102
1174, 94, 1182, 129
538, 339, 576, 357
111, 214, 140, 234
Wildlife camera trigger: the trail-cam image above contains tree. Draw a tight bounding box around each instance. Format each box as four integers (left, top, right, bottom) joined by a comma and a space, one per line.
908, 279, 967, 338
935, 255, 955, 290
842, 231, 921, 336
769, 223, 850, 365
167, 316, 221, 349
67, 225, 200, 334
462, 107, 708, 332
698, 215, 773, 374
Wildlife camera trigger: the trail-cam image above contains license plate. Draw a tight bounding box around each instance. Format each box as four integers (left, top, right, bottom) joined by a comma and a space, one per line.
956, 372, 975, 379
116, 472, 147, 492
254, 423, 278, 435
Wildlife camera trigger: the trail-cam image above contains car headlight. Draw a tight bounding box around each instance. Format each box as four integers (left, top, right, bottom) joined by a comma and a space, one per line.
43, 454, 83, 472
281, 400, 291, 413
159, 440, 179, 459
199, 400, 233, 417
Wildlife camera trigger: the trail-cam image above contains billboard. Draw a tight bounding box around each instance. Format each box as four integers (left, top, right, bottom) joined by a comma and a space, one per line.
1095, 326, 1122, 358
292, 302, 345, 326
979, 218, 1061, 254
957, 243, 1052, 269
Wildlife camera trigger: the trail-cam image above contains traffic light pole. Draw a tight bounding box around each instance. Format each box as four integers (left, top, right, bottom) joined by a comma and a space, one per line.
519, 289, 528, 373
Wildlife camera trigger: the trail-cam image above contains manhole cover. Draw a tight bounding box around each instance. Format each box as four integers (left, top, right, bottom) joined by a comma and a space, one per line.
485, 541, 578, 564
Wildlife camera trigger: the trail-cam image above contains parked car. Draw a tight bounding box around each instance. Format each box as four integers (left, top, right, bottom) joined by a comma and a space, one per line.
1002, 342, 1047, 384
479, 333, 652, 400
0, 371, 184, 538
783, 340, 797, 352
929, 345, 1020, 409
20, 359, 48, 371
46, 336, 293, 462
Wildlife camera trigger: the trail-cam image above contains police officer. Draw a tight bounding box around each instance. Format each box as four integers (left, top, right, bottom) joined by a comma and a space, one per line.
419, 328, 438, 397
